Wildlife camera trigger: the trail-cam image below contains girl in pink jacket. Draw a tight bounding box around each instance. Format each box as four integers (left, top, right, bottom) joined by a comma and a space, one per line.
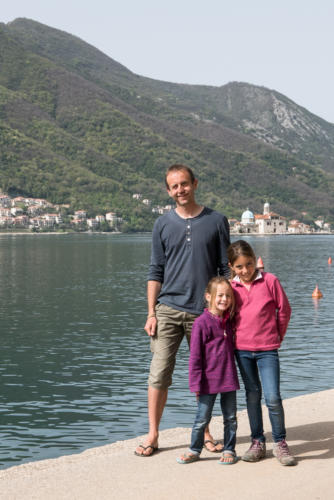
228, 240, 296, 467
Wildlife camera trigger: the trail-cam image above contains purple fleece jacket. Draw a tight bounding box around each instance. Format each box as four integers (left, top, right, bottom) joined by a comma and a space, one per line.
189, 309, 240, 394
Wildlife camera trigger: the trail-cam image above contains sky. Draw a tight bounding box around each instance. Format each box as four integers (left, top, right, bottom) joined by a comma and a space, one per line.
2, 0, 334, 123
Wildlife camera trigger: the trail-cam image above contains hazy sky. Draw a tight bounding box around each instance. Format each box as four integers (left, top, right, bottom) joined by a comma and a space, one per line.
2, 0, 334, 123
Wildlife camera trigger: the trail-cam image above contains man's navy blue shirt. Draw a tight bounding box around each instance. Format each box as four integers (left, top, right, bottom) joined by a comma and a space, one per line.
148, 207, 231, 315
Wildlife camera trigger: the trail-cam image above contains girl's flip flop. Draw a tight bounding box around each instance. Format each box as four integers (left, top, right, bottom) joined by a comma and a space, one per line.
176, 452, 200, 464
219, 451, 238, 465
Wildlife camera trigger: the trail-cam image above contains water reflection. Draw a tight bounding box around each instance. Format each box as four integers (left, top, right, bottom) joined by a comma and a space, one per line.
0, 234, 333, 469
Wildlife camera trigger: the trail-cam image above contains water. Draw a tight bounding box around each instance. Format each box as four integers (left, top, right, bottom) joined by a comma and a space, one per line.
0, 233, 333, 469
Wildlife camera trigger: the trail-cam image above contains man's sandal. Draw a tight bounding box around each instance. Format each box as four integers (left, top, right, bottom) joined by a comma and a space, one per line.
134, 444, 158, 457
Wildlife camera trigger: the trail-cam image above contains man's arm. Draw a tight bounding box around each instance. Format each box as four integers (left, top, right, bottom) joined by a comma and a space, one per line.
218, 215, 231, 277
144, 280, 162, 337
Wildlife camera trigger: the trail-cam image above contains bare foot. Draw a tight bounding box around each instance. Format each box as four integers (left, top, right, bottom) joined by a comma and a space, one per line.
204, 439, 223, 453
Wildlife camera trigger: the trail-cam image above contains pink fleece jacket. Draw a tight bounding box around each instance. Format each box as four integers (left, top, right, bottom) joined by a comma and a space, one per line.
231, 272, 291, 351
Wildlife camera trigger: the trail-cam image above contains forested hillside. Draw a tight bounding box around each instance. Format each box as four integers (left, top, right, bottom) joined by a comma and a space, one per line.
1, 18, 334, 230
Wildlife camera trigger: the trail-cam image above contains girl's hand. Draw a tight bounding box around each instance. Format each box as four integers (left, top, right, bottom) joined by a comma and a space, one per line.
196, 391, 200, 401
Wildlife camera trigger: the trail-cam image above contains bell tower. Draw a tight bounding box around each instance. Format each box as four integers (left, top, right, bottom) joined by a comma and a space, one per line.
263, 200, 270, 215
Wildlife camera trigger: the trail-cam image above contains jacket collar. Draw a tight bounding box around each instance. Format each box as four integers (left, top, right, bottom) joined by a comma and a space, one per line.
204, 308, 230, 325
232, 270, 263, 286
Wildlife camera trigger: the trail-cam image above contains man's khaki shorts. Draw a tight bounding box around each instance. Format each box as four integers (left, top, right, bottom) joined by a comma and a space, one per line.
148, 303, 198, 390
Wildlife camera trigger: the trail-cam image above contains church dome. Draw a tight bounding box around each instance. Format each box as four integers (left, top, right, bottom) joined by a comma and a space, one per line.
241, 209, 254, 224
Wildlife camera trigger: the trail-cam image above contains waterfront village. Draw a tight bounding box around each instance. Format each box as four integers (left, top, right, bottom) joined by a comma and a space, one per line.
0, 193, 122, 232
134, 194, 332, 234
0, 191, 332, 234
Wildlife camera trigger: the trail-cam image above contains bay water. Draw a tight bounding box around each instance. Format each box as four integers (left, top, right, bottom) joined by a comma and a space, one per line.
0, 233, 333, 469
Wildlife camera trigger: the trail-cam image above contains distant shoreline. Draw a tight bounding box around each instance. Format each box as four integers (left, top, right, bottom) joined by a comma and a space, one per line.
0, 232, 70, 236
0, 231, 122, 236
0, 231, 70, 237
0, 231, 332, 237
231, 231, 333, 236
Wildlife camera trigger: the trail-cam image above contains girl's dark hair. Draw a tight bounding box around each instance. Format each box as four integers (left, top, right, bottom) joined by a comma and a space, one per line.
205, 276, 235, 317
227, 240, 256, 267
228, 240, 257, 280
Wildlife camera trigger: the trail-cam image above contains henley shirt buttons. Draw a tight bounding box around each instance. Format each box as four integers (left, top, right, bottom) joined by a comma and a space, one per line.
186, 222, 192, 244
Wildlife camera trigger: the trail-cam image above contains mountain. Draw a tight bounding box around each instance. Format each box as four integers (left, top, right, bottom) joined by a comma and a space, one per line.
1, 17, 334, 230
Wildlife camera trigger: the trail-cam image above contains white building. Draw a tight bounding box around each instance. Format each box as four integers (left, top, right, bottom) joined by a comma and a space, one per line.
255, 202, 287, 234
95, 215, 105, 223
42, 214, 61, 226
152, 205, 173, 215
11, 207, 24, 216
11, 196, 26, 207
0, 216, 14, 226
74, 210, 87, 220
235, 209, 256, 233
87, 218, 99, 228
239, 208, 256, 233
106, 212, 122, 228
14, 215, 29, 227
287, 221, 311, 234
0, 195, 11, 208
106, 212, 117, 224
314, 218, 324, 229
28, 205, 42, 216
0, 208, 11, 217
34, 198, 50, 207
241, 209, 255, 225
235, 203, 287, 234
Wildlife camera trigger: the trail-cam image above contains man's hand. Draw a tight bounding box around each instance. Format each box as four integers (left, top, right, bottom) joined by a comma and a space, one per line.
144, 316, 157, 337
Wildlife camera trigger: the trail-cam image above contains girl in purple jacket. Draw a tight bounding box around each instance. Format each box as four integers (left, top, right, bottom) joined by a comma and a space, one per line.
176, 277, 240, 465
228, 240, 296, 466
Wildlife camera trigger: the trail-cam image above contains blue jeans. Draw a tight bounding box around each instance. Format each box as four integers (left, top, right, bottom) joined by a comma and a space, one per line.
235, 350, 286, 443
190, 391, 237, 454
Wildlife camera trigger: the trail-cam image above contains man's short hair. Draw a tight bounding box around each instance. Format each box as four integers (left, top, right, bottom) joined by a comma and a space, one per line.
165, 164, 196, 189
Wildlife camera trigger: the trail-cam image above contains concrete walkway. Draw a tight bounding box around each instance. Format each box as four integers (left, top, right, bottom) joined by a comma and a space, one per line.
0, 389, 333, 499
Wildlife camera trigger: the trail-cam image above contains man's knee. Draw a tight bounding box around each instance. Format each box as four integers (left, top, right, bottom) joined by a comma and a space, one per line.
148, 364, 173, 390
148, 378, 171, 390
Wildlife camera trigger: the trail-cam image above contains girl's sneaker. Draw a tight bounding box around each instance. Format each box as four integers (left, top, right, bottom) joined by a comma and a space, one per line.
242, 439, 266, 462
273, 440, 296, 466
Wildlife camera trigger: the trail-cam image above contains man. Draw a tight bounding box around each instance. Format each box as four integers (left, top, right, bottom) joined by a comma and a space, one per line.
135, 164, 230, 456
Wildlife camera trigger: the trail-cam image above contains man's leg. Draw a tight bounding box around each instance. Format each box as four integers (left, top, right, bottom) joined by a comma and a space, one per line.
135, 304, 184, 456
135, 386, 167, 456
